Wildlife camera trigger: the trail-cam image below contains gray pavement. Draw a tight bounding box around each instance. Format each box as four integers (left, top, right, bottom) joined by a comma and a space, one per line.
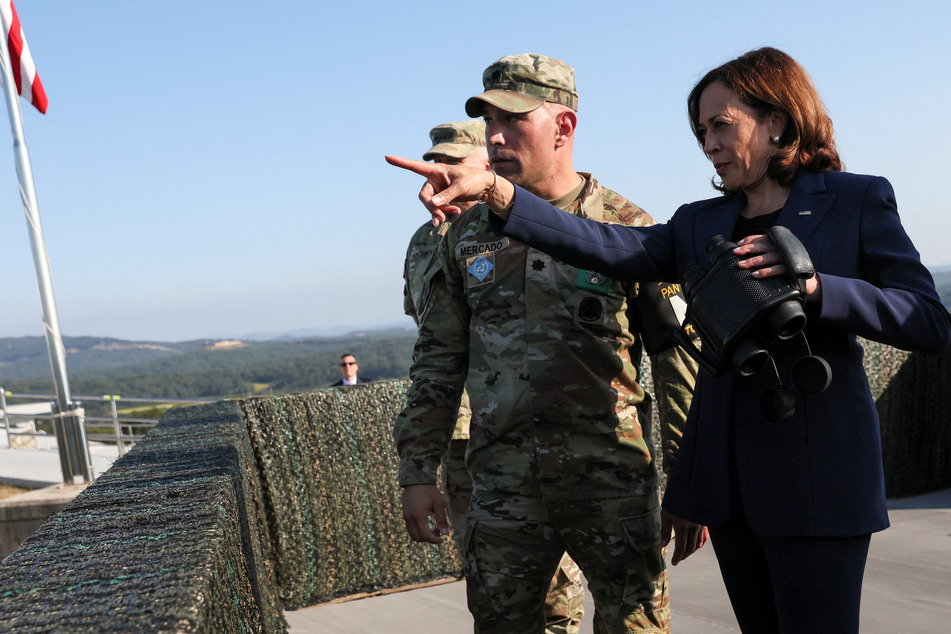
285, 488, 951, 633
0, 440, 118, 489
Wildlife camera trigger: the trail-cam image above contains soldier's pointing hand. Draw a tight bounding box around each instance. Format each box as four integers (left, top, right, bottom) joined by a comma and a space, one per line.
385, 155, 515, 225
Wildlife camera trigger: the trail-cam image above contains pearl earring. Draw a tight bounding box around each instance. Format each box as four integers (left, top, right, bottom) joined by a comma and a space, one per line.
772, 135, 780, 143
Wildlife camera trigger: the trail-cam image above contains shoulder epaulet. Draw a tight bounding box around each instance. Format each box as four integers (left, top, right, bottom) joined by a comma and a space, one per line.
600, 186, 656, 228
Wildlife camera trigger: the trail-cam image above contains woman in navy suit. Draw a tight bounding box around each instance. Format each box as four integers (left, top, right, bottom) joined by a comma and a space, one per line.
387, 47, 951, 633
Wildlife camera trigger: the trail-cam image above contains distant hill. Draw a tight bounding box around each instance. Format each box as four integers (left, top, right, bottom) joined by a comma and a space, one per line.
4, 270, 946, 401
0, 336, 204, 382
240, 324, 413, 341
933, 270, 951, 310
0, 330, 416, 401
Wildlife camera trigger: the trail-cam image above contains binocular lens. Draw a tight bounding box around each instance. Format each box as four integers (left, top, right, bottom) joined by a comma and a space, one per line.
732, 339, 771, 376
769, 301, 807, 340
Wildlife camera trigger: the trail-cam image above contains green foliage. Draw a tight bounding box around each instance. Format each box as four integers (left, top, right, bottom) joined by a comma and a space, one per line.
0, 331, 417, 403
125, 406, 168, 420
0, 336, 205, 381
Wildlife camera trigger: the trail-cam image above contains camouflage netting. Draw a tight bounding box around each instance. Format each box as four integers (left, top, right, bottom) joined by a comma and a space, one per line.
862, 339, 951, 497
0, 401, 284, 633
645, 341, 951, 498
0, 343, 947, 630
239, 380, 460, 610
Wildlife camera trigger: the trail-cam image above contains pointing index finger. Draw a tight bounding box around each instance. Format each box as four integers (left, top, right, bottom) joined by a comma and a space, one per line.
385, 155, 434, 176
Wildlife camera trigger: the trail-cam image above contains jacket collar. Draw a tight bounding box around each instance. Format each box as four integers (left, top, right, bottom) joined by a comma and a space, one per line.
693, 170, 836, 263
564, 172, 605, 221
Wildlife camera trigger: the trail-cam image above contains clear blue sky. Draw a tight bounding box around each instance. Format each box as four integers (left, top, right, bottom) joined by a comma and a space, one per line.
1, 1, 948, 342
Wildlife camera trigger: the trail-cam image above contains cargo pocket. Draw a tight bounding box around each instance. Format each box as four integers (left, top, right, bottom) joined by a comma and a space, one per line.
463, 518, 496, 623
619, 508, 669, 629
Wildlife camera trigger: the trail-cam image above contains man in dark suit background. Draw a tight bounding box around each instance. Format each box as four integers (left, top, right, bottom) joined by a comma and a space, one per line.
332, 353, 372, 386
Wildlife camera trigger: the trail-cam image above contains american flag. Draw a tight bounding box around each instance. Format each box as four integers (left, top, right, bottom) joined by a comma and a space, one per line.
0, 0, 47, 114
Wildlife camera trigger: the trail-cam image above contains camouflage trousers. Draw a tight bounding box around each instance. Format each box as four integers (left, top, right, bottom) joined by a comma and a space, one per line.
442, 442, 585, 633
442, 439, 474, 557
464, 494, 669, 634
543, 552, 585, 634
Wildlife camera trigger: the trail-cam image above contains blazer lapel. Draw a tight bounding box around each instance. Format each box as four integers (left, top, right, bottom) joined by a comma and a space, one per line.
689, 172, 834, 269
692, 194, 745, 267
777, 171, 836, 244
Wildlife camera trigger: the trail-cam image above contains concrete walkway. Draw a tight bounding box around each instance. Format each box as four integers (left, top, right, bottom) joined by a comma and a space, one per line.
0, 442, 119, 558
0, 442, 118, 489
285, 488, 951, 633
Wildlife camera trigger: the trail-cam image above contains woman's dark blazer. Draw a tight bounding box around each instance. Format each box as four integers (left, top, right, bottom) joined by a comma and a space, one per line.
498, 169, 951, 537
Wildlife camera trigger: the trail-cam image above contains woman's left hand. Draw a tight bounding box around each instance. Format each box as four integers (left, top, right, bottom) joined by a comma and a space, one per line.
661, 510, 709, 565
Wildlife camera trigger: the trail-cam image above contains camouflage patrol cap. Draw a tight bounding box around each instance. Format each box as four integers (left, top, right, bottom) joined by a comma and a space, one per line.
465, 53, 578, 117
422, 119, 486, 161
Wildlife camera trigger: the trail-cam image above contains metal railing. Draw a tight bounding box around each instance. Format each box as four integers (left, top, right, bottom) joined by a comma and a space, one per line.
1, 390, 216, 457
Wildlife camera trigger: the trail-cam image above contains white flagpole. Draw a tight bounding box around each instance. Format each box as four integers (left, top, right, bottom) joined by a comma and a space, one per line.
0, 18, 91, 484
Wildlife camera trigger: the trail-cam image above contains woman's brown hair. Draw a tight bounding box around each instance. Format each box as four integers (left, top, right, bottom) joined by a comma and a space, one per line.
687, 47, 842, 192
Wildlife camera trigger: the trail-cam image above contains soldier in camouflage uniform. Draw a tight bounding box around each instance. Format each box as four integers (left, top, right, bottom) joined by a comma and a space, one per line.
394, 54, 701, 633
403, 120, 485, 556
403, 120, 585, 633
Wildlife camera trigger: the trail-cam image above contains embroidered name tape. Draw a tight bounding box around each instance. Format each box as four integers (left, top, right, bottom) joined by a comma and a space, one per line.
457, 238, 509, 258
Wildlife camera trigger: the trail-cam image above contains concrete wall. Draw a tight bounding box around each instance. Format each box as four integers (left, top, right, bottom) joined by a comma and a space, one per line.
0, 485, 84, 559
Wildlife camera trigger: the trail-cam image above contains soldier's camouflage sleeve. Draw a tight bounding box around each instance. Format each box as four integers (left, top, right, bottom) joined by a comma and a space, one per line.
403, 221, 443, 324
402, 267, 416, 322
648, 344, 699, 474
403, 229, 419, 321
393, 229, 470, 487
605, 186, 698, 478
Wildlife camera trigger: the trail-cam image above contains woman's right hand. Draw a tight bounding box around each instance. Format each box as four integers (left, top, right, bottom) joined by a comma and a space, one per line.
385, 155, 515, 226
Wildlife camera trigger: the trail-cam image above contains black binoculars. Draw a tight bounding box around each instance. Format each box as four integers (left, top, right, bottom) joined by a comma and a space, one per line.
672, 226, 831, 423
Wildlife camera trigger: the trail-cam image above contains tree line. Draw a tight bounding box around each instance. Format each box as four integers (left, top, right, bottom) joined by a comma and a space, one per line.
1, 333, 417, 409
